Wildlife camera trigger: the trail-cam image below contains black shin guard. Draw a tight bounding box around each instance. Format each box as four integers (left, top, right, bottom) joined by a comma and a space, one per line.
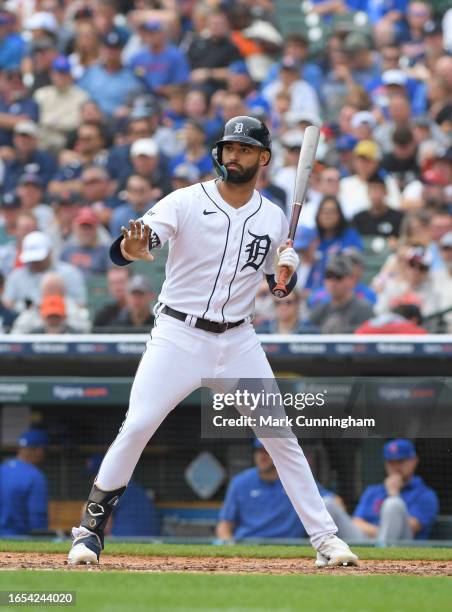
81, 484, 126, 547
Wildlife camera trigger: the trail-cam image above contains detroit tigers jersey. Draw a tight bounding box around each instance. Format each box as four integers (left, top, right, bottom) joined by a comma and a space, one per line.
139, 179, 288, 323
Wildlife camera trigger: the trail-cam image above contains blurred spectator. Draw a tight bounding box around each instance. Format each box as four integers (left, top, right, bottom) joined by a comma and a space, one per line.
129, 21, 189, 97
309, 248, 377, 308
216, 439, 338, 541
78, 165, 118, 228
27, 37, 59, 95
226, 60, 270, 117
262, 57, 320, 116
3, 230, 87, 311
169, 120, 213, 177
309, 254, 373, 333
93, 266, 131, 328
255, 165, 286, 214
0, 429, 49, 536
0, 67, 39, 148
272, 130, 304, 215
11, 271, 90, 334
125, 135, 170, 197
0, 271, 17, 332
31, 294, 77, 334
315, 195, 363, 282
34, 55, 89, 153
187, 9, 241, 94
78, 31, 142, 116
375, 246, 444, 317
60, 207, 110, 276
3, 120, 57, 192
432, 232, 452, 331
256, 289, 310, 335
0, 191, 21, 246
353, 173, 404, 238
0, 10, 25, 71
47, 191, 82, 256
339, 140, 401, 218
0, 211, 38, 277
293, 226, 322, 294
301, 166, 342, 229
110, 173, 155, 237
374, 92, 412, 153
324, 439, 439, 543
49, 122, 108, 193
85, 454, 160, 537
68, 21, 100, 80
109, 274, 154, 330
16, 173, 55, 231
381, 126, 419, 189
400, 1, 432, 62
355, 302, 427, 334
171, 162, 201, 191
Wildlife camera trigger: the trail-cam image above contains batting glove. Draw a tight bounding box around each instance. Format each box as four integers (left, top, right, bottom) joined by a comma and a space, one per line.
275, 246, 300, 278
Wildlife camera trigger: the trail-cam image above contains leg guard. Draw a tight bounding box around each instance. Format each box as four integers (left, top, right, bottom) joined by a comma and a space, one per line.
80, 484, 126, 547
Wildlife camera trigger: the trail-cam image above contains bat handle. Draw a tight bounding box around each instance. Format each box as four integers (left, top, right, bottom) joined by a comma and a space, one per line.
272, 239, 294, 298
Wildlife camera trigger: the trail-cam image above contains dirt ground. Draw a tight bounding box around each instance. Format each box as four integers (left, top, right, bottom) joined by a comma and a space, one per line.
1, 553, 452, 576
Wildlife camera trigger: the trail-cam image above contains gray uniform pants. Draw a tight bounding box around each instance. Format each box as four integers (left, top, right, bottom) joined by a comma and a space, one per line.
324, 496, 413, 544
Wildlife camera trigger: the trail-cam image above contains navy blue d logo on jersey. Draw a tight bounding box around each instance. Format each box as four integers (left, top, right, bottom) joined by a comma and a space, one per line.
241, 231, 271, 271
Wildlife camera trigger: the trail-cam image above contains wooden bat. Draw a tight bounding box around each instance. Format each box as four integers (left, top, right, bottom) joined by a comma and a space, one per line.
272, 125, 321, 298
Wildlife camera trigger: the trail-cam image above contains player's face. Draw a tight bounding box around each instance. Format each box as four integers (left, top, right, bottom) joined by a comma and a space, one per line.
222, 142, 268, 185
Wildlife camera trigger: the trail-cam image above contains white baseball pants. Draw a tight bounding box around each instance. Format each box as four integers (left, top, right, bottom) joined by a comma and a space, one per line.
95, 312, 337, 547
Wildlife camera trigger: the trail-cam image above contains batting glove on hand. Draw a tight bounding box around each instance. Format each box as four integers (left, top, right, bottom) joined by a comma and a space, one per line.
275, 246, 300, 279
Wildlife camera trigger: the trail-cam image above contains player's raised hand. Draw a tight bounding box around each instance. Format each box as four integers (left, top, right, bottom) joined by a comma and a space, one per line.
120, 220, 154, 262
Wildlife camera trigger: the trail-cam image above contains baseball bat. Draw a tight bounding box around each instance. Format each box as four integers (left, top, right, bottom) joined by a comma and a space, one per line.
272, 125, 321, 298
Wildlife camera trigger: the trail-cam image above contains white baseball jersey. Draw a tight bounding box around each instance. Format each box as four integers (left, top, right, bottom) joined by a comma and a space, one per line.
140, 179, 288, 323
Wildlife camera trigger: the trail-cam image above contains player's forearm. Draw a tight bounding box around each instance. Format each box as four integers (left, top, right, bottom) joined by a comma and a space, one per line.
216, 520, 234, 541
352, 517, 378, 537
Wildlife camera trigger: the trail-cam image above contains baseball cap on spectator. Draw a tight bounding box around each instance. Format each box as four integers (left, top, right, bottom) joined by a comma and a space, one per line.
127, 275, 152, 294
440, 232, 452, 249
326, 254, 353, 278
421, 168, 448, 186
383, 439, 416, 461
242, 20, 283, 46
1, 192, 21, 209
18, 429, 49, 448
130, 138, 158, 157
228, 60, 250, 76
281, 130, 304, 149
31, 37, 55, 54
351, 111, 376, 130
25, 11, 58, 34
382, 69, 408, 87
18, 173, 43, 188
20, 231, 51, 263
344, 32, 369, 52
353, 140, 380, 161
173, 162, 200, 183
406, 246, 432, 268
252, 439, 265, 450
41, 294, 66, 318
139, 20, 163, 33
74, 207, 98, 226
51, 56, 71, 73
336, 134, 358, 151
294, 226, 318, 250
103, 30, 127, 48
14, 120, 38, 138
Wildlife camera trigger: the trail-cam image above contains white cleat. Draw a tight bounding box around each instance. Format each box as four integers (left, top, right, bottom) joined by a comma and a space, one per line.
315, 535, 359, 568
67, 527, 102, 565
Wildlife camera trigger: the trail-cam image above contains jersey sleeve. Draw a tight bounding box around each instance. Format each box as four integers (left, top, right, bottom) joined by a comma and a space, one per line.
218, 478, 240, 524
139, 191, 184, 246
263, 207, 289, 275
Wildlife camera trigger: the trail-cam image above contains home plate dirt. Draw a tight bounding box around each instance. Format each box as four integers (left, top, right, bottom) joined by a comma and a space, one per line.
1, 553, 452, 576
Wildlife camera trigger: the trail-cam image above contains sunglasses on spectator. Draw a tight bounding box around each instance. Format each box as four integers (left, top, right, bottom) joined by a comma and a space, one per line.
441, 246, 452, 251
408, 260, 428, 271
325, 272, 346, 280
409, 8, 429, 16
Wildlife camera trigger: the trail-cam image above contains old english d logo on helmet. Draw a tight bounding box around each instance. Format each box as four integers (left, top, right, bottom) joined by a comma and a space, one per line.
214, 115, 272, 165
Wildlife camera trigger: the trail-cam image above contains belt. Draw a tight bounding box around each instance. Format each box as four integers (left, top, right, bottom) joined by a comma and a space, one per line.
160, 305, 245, 334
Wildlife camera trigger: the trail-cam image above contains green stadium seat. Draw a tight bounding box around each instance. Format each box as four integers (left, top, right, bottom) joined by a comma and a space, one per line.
361, 236, 393, 286
86, 273, 110, 321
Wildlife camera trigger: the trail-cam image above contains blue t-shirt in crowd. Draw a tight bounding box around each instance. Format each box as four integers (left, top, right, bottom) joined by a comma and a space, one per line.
169, 151, 213, 177
0, 33, 26, 70
353, 475, 439, 539
0, 458, 48, 535
60, 244, 111, 276
129, 45, 189, 92
219, 467, 332, 540
316, 227, 364, 282
3, 150, 57, 192
110, 203, 151, 237
111, 480, 160, 536
308, 282, 377, 308
78, 64, 142, 116
0, 96, 39, 146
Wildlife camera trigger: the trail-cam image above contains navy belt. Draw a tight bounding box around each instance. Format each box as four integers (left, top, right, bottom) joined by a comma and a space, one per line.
160, 305, 245, 334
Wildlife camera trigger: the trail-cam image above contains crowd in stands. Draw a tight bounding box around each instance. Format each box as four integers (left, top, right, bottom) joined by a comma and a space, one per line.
0, 0, 451, 334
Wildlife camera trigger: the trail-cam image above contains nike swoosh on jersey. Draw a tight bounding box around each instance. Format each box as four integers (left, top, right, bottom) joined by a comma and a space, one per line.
203, 210, 217, 215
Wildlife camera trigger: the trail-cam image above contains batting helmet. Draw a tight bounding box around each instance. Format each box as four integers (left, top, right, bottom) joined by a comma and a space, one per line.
212, 116, 272, 178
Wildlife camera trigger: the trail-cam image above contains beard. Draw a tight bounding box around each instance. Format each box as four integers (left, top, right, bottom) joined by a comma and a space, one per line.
225, 160, 260, 184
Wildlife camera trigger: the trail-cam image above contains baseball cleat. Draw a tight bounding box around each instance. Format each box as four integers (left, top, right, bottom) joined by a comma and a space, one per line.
68, 527, 102, 565
315, 535, 359, 568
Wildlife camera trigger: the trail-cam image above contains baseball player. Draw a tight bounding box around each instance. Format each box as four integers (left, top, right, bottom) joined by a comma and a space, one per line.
68, 116, 358, 568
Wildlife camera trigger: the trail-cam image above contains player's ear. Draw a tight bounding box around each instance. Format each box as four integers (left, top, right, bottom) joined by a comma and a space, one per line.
259, 149, 271, 167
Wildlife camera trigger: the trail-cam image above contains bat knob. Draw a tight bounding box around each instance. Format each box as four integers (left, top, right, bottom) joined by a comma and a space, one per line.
272, 286, 288, 298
